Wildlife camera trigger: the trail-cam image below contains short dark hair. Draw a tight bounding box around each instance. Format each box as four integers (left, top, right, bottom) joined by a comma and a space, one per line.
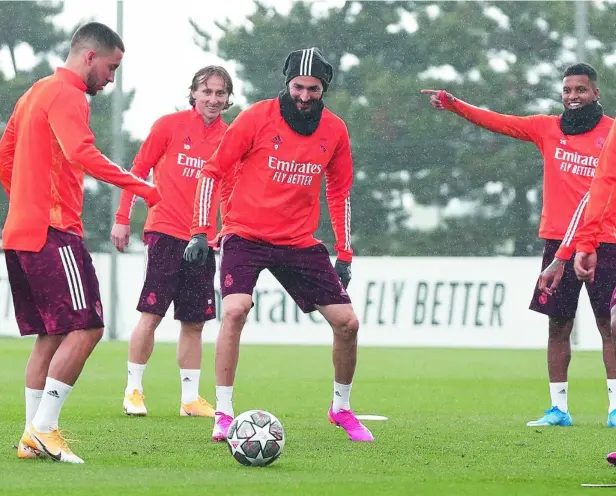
70, 22, 125, 54
188, 65, 234, 110
563, 63, 598, 82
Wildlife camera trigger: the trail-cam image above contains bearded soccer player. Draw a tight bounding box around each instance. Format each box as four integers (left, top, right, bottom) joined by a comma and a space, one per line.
422, 63, 616, 427
184, 47, 372, 442
111, 66, 235, 418
0, 22, 161, 463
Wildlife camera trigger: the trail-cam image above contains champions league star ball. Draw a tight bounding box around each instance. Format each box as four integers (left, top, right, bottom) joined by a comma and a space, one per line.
226, 410, 285, 467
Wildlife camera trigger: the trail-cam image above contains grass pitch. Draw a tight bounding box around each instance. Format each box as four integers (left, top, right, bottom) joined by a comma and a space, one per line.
1, 337, 616, 495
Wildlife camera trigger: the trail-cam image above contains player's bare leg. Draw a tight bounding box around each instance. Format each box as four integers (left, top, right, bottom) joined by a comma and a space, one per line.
26, 335, 65, 390
178, 320, 214, 417
27, 328, 103, 463
318, 303, 373, 441
128, 312, 163, 364
605, 311, 616, 427
597, 316, 616, 377
123, 312, 162, 416
318, 304, 359, 384
527, 317, 574, 427
547, 317, 574, 383
18, 335, 64, 459
212, 293, 252, 440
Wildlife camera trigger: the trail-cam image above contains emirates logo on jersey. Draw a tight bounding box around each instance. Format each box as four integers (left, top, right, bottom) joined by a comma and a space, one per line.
184, 136, 192, 150
268, 155, 323, 186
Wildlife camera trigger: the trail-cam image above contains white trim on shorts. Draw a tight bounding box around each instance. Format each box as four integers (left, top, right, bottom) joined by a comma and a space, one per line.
58, 246, 86, 311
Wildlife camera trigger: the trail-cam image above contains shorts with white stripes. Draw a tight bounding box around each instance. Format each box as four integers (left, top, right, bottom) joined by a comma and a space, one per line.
529, 239, 616, 319
4, 228, 104, 336
219, 234, 351, 313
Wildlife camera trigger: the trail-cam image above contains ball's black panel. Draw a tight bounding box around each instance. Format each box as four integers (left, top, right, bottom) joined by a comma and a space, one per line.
233, 451, 252, 466
270, 420, 284, 440
251, 411, 271, 428
241, 440, 261, 458
236, 420, 256, 438
262, 440, 280, 458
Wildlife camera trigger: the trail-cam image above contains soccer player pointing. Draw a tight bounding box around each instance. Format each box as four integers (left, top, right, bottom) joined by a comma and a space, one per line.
184, 47, 372, 442
422, 63, 616, 427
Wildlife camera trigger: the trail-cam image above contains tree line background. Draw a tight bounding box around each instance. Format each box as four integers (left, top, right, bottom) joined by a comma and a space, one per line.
2, 0, 616, 256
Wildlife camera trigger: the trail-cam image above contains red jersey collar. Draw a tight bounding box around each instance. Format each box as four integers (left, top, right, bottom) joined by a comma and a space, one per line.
55, 67, 88, 92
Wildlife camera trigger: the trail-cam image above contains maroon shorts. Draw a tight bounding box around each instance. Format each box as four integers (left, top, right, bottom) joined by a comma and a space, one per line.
137, 232, 216, 322
219, 234, 351, 313
529, 239, 616, 319
4, 228, 104, 336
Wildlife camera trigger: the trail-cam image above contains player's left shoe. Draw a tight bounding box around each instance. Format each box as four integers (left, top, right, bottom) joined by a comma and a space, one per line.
526, 406, 572, 427
180, 396, 215, 417
16, 430, 43, 459
607, 410, 616, 427
607, 452, 616, 466
328, 406, 374, 442
212, 412, 233, 441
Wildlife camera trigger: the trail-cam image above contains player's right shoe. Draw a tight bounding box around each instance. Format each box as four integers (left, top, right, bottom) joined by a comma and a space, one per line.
27, 424, 84, 464
607, 452, 616, 466
123, 389, 147, 416
607, 410, 616, 427
526, 406, 572, 427
328, 406, 374, 442
212, 412, 233, 441
17, 430, 43, 459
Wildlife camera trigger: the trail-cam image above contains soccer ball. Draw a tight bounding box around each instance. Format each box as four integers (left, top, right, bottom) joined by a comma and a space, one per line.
226, 410, 285, 467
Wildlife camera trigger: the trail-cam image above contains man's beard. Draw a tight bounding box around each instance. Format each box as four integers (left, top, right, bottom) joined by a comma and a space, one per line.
85, 71, 99, 96
560, 100, 604, 135
278, 89, 324, 136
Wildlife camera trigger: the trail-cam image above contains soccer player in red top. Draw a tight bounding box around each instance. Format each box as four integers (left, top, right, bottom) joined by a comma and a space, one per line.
110, 66, 234, 418
184, 47, 373, 442
422, 63, 616, 428
0, 22, 161, 463
565, 120, 616, 464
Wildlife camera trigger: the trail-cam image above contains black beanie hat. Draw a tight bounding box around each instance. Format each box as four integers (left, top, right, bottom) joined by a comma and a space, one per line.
283, 47, 333, 92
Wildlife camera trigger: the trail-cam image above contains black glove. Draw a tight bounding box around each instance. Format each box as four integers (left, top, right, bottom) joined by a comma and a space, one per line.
335, 259, 352, 289
183, 234, 208, 265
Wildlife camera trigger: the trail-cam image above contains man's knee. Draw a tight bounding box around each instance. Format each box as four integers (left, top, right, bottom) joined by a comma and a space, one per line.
222, 295, 252, 328
548, 317, 574, 340
331, 310, 360, 339
138, 312, 163, 333
72, 327, 104, 345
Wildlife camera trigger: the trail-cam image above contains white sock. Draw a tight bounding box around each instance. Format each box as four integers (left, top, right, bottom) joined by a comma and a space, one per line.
25, 387, 44, 430
31, 377, 73, 433
607, 379, 616, 413
126, 362, 146, 395
215, 385, 234, 417
180, 369, 200, 404
333, 381, 352, 413
549, 382, 568, 413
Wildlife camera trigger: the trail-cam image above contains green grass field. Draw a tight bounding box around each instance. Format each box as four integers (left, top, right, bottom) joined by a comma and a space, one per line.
1, 337, 616, 495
